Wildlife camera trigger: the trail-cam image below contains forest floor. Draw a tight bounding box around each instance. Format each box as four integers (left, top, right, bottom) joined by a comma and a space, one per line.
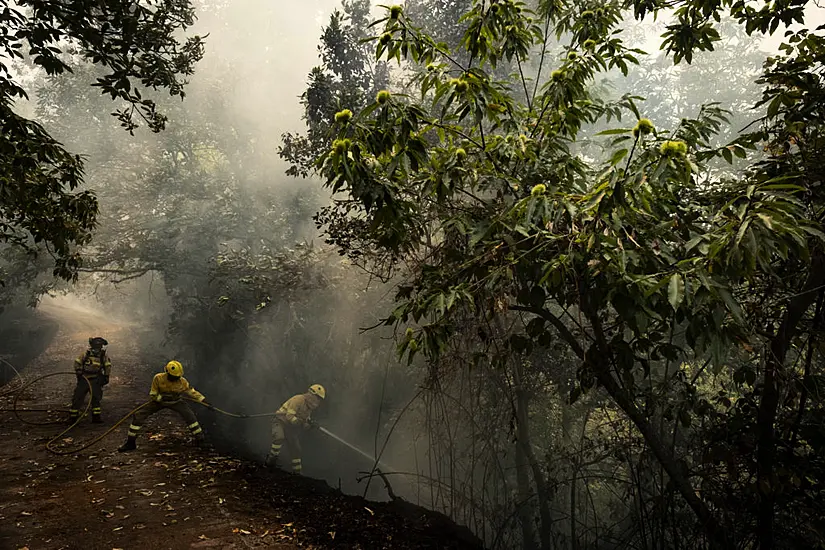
0, 301, 483, 550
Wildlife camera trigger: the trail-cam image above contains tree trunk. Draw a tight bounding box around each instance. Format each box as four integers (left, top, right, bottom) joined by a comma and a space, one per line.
791, 290, 824, 445
584, 307, 729, 549
561, 404, 575, 547
596, 367, 727, 547
756, 254, 825, 549
511, 304, 725, 546
514, 359, 554, 550
515, 423, 538, 550
570, 468, 578, 550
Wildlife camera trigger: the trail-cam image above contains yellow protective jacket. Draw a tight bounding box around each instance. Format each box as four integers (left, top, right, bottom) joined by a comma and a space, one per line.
275, 393, 314, 428
74, 350, 112, 378
148, 373, 205, 403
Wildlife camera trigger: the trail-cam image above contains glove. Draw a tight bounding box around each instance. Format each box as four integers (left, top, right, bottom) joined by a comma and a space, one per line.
153, 394, 163, 403
102, 375, 110, 386
75, 372, 83, 382
307, 419, 320, 430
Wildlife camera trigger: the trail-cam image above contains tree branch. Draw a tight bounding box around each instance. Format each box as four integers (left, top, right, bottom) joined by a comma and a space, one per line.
509, 304, 585, 359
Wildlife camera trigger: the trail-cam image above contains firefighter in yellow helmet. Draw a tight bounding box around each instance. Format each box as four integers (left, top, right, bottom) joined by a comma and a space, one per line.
266, 384, 325, 474
69, 337, 112, 424
118, 360, 209, 452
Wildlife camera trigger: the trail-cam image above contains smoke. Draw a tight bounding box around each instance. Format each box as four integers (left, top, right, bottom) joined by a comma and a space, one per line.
5, 1, 825, 547
3, 0, 433, 500
75, 263, 424, 503
188, 0, 340, 155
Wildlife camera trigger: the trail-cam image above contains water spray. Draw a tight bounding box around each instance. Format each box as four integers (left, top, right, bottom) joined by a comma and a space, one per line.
317, 426, 396, 473
1, 359, 399, 474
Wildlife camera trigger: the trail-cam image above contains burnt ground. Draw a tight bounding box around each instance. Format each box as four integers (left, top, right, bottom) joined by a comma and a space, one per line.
0, 303, 483, 550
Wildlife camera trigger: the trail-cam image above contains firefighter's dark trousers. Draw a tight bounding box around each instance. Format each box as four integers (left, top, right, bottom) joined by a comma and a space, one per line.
70, 375, 104, 418
127, 400, 203, 440
267, 418, 303, 472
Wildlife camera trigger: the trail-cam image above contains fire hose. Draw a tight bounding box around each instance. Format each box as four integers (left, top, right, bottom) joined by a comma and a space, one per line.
0, 357, 396, 494
0, 359, 279, 456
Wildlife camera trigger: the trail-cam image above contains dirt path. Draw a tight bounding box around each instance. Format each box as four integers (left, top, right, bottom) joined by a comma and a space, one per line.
0, 303, 483, 550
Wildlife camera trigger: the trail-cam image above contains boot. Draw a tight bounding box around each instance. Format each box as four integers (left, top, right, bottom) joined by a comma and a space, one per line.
118, 436, 137, 452
265, 454, 280, 470
92, 414, 103, 424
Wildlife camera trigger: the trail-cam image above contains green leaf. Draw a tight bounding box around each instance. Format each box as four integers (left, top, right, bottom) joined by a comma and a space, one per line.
735, 218, 751, 247
595, 128, 631, 136
802, 225, 825, 241
756, 213, 773, 230
685, 235, 703, 253
767, 95, 782, 118
717, 287, 744, 324
469, 222, 491, 248
668, 274, 684, 310
721, 147, 733, 164
610, 148, 629, 166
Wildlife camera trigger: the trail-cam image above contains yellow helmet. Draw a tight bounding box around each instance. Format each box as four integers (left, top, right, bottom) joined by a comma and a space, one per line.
165, 360, 184, 377
309, 384, 326, 400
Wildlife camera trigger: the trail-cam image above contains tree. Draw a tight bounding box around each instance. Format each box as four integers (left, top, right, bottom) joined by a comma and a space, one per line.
0, 0, 204, 281
26, 36, 419, 504
279, 0, 388, 179
296, 1, 825, 548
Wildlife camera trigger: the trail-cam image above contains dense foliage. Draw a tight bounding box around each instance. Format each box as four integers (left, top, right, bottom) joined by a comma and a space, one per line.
0, 0, 203, 281
283, 0, 825, 548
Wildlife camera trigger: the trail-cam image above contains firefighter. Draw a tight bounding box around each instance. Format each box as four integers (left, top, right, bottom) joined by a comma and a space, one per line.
69, 336, 112, 424
118, 360, 209, 452
266, 384, 325, 474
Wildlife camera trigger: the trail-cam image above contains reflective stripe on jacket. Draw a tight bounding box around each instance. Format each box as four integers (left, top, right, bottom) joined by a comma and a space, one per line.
148, 373, 205, 403
74, 351, 112, 377
275, 393, 313, 427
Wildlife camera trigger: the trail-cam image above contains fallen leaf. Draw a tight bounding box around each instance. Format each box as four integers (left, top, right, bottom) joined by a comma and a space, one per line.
364, 507, 374, 516
329, 531, 336, 539
20, 511, 32, 516
112, 526, 123, 532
